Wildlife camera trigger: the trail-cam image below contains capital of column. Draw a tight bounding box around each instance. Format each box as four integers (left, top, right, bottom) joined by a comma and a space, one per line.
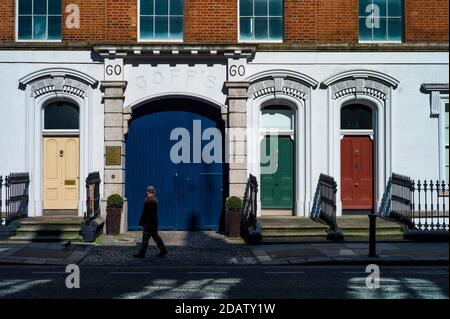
225, 81, 250, 100
101, 81, 128, 100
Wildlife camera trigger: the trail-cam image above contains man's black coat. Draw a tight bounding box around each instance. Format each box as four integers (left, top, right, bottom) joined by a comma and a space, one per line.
139, 196, 158, 232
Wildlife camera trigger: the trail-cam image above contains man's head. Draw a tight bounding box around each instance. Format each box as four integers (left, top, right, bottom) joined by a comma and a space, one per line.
147, 186, 156, 195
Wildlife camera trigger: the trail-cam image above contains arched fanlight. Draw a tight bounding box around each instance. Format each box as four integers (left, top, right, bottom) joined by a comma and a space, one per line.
341, 104, 373, 130
44, 101, 79, 130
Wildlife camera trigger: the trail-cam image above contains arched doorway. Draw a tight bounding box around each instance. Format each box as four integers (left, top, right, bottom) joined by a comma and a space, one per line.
42, 101, 80, 212
340, 103, 375, 214
260, 105, 295, 214
125, 98, 226, 230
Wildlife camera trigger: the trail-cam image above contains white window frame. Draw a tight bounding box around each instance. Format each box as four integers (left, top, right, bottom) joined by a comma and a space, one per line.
238, 0, 284, 44
358, 0, 403, 44
137, 0, 184, 43
15, 0, 62, 42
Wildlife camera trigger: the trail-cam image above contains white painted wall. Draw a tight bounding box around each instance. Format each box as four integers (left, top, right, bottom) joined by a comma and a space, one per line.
0, 50, 448, 217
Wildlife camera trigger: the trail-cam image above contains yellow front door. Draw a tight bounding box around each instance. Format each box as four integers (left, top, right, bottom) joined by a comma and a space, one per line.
43, 137, 79, 210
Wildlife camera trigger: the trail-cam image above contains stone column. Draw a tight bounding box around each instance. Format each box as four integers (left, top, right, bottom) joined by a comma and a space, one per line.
101, 81, 128, 233
225, 82, 249, 198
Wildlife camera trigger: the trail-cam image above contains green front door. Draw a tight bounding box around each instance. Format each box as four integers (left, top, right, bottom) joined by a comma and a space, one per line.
260, 136, 294, 209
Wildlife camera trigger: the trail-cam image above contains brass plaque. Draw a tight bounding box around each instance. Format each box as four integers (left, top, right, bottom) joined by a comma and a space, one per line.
65, 180, 76, 186
106, 146, 122, 165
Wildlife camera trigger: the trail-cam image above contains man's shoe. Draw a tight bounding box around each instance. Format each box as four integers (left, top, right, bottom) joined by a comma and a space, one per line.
133, 253, 145, 258
156, 250, 168, 257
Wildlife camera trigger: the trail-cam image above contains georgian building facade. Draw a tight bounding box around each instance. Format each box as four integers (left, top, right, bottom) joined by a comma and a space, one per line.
0, 0, 448, 232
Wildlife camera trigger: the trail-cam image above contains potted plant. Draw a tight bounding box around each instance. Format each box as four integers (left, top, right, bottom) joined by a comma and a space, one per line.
225, 196, 243, 238
106, 194, 123, 235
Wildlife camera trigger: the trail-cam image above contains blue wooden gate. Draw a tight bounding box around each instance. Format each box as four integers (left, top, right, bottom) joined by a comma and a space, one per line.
125, 100, 225, 231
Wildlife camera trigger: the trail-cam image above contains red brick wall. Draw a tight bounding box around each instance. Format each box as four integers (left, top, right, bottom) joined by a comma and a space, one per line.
405, 0, 449, 42
285, 0, 358, 43
185, 0, 237, 43
0, 0, 15, 42
0, 0, 447, 46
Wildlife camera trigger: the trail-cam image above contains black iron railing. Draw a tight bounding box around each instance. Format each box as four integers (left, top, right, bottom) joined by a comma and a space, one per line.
311, 174, 342, 240
241, 174, 261, 244
84, 172, 101, 224
0, 173, 30, 225
379, 173, 449, 232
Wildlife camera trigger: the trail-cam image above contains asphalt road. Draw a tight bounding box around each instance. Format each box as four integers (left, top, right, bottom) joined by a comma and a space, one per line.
0, 264, 448, 299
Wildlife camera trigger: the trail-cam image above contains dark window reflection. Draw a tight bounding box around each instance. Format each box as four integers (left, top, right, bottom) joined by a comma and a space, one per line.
44, 101, 79, 130
341, 104, 373, 130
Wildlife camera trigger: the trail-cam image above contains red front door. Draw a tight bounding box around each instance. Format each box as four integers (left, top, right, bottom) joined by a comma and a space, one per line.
341, 136, 373, 210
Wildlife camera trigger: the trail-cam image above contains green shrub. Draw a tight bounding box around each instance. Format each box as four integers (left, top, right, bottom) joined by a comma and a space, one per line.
225, 196, 243, 210
107, 194, 124, 208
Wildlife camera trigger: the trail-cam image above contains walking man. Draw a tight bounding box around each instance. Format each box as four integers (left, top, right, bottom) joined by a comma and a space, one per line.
134, 186, 168, 258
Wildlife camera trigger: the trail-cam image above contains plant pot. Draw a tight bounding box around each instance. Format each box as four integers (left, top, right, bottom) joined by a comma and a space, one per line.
226, 209, 241, 238
106, 207, 122, 235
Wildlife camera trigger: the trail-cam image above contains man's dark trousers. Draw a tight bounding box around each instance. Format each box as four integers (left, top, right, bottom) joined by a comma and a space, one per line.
139, 226, 167, 255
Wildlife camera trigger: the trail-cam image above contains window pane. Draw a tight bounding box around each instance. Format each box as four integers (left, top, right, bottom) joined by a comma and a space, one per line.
19, 0, 33, 15
372, 17, 387, 41
48, 0, 61, 15
141, 0, 154, 15
170, 0, 183, 15
240, 17, 253, 40
240, 0, 253, 16
155, 16, 169, 39
169, 16, 183, 39
359, 17, 373, 41
262, 106, 294, 130
388, 0, 402, 16
341, 105, 373, 130
155, 0, 168, 15
48, 16, 61, 39
359, 0, 372, 16
255, 17, 268, 40
373, 0, 387, 17
33, 16, 47, 39
269, 0, 282, 16
387, 18, 402, 41
255, 0, 268, 16
18, 16, 32, 39
44, 102, 79, 130
140, 16, 154, 39
269, 17, 282, 40
34, 0, 47, 15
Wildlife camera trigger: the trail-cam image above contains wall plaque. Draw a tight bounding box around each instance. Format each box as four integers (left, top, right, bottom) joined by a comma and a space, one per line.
106, 146, 121, 165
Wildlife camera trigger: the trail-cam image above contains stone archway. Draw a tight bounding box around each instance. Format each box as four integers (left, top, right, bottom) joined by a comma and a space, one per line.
19, 68, 98, 217
246, 70, 319, 217
322, 70, 399, 215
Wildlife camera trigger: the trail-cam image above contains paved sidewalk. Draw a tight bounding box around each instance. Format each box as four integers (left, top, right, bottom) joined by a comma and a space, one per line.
0, 242, 93, 265
1, 232, 448, 266
251, 241, 449, 265
80, 231, 258, 266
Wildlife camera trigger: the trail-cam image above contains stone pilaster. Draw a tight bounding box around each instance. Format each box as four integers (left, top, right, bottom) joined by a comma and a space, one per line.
225, 82, 249, 198
101, 81, 128, 233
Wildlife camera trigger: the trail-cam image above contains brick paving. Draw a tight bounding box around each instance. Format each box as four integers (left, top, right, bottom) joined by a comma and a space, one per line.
80, 231, 258, 266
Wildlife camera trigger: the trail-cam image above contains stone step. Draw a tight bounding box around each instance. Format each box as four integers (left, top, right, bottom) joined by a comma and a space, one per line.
43, 210, 78, 217
16, 226, 82, 233
20, 217, 83, 224
259, 216, 404, 241
7, 217, 84, 243
8, 234, 83, 242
